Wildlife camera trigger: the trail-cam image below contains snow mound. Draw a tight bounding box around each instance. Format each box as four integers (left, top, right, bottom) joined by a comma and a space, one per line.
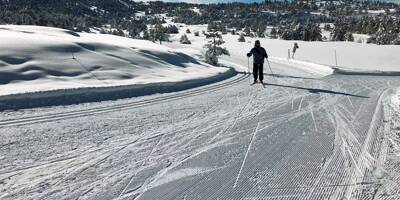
0, 25, 229, 96
269, 56, 334, 76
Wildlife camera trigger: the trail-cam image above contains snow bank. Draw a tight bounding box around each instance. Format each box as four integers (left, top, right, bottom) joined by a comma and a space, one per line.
333, 68, 400, 76
0, 25, 230, 98
0, 67, 235, 111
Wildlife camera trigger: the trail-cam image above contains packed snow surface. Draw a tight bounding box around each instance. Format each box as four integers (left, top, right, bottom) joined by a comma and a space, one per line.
375, 89, 400, 198
0, 25, 228, 96
2, 63, 400, 199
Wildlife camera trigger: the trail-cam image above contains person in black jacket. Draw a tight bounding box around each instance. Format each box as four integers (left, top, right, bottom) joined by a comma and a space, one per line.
247, 40, 268, 84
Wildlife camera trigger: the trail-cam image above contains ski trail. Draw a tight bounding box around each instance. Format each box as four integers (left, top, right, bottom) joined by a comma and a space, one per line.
118, 97, 226, 197
309, 106, 318, 131
347, 95, 354, 108
209, 91, 257, 144
305, 149, 336, 199
233, 122, 261, 188
298, 96, 304, 111
170, 96, 228, 149
291, 95, 295, 110
122, 95, 232, 198
343, 89, 388, 199
118, 135, 163, 198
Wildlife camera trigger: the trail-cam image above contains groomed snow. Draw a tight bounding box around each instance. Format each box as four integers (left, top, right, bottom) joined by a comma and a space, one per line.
376, 88, 400, 198
0, 25, 229, 96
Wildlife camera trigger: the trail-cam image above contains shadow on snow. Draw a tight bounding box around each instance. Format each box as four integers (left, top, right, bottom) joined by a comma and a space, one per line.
263, 83, 369, 98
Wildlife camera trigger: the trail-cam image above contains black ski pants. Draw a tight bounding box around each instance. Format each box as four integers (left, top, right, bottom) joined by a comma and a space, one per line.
253, 63, 264, 82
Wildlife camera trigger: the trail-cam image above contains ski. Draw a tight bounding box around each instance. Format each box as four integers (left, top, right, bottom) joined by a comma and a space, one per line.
250, 82, 265, 88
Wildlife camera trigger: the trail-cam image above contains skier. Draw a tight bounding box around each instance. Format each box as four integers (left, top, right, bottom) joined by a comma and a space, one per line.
247, 40, 268, 84
292, 42, 299, 59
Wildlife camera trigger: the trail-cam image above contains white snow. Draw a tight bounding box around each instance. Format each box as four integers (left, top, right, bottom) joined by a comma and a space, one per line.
2, 23, 400, 200
376, 88, 400, 198
310, 12, 323, 16
0, 25, 229, 96
165, 24, 400, 75
261, 10, 277, 14
353, 33, 371, 44
190, 7, 202, 15
135, 11, 146, 17
2, 59, 398, 199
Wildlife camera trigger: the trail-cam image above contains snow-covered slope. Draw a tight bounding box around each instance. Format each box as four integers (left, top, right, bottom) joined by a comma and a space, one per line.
0, 25, 229, 96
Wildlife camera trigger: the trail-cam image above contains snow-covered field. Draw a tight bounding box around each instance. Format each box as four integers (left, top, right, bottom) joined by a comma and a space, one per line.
0, 25, 229, 96
167, 24, 400, 74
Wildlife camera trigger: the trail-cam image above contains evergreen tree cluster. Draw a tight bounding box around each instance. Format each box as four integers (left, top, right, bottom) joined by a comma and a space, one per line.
0, 0, 147, 38
332, 16, 400, 44
280, 22, 322, 41
1, 0, 399, 45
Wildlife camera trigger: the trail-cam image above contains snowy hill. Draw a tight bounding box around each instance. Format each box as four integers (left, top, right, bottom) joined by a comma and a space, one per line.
0, 25, 230, 97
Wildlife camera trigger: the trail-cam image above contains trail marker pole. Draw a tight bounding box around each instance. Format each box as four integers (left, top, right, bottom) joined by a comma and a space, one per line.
334, 49, 338, 68
267, 60, 277, 83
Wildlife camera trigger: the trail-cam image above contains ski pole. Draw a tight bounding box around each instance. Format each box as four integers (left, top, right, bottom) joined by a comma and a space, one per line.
267, 60, 277, 83
247, 57, 251, 83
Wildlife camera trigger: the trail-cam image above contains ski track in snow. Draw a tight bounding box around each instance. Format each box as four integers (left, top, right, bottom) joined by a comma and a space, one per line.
0, 63, 399, 200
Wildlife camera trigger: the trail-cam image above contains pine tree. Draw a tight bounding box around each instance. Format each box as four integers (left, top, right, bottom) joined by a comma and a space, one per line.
238, 33, 246, 42
257, 26, 266, 38
180, 34, 191, 44
142, 30, 150, 40
345, 32, 354, 42
203, 31, 229, 65
331, 25, 346, 41
393, 34, 400, 45
324, 24, 331, 31
148, 21, 168, 44
270, 28, 278, 39
244, 26, 251, 36
207, 22, 218, 32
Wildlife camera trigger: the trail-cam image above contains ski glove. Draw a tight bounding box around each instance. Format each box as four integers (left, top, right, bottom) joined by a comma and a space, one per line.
247, 53, 252, 57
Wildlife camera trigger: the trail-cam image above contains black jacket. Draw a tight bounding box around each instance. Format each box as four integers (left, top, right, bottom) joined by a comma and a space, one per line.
247, 47, 268, 64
